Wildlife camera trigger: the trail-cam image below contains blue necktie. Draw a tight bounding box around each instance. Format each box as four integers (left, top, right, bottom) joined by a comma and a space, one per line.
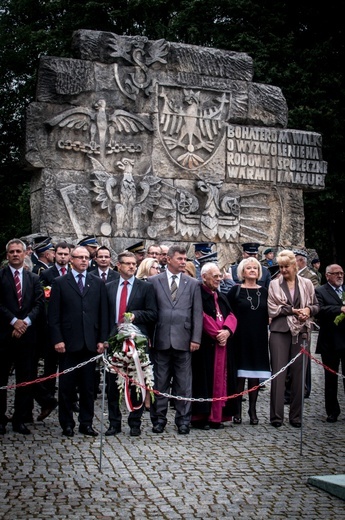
77, 273, 84, 294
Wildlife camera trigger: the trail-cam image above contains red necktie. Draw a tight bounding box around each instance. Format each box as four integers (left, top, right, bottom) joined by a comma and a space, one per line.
14, 270, 22, 308
118, 281, 128, 323
60, 267, 66, 276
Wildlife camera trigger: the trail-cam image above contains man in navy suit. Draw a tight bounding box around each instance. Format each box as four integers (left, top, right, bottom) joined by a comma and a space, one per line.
48, 246, 108, 437
149, 245, 203, 435
90, 246, 119, 283
0, 239, 45, 435
105, 250, 157, 437
315, 264, 345, 423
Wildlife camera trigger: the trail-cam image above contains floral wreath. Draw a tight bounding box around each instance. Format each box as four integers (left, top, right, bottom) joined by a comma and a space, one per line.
104, 313, 154, 411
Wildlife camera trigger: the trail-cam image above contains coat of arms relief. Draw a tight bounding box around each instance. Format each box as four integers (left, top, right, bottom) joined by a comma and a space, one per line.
45, 83, 271, 244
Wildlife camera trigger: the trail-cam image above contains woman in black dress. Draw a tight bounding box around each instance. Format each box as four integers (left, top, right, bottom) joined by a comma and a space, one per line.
227, 257, 271, 424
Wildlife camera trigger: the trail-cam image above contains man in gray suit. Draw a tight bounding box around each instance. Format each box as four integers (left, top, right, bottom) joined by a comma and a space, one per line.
149, 245, 203, 434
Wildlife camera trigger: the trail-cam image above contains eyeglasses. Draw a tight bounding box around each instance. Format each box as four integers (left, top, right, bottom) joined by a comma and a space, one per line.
327, 271, 344, 276
72, 255, 90, 260
120, 261, 137, 266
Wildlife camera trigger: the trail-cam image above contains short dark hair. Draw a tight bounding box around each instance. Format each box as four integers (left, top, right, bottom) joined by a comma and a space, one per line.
167, 245, 186, 257
96, 245, 110, 257
55, 241, 71, 252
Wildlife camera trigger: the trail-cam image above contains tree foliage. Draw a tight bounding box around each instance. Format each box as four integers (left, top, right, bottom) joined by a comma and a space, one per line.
0, 0, 344, 265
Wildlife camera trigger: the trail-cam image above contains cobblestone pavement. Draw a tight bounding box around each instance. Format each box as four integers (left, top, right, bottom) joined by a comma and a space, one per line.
1, 333, 345, 519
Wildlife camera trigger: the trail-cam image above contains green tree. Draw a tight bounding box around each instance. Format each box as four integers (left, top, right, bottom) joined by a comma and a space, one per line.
0, 0, 344, 266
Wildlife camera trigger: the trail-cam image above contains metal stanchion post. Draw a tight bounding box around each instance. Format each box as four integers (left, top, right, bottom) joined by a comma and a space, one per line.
99, 351, 108, 472
299, 334, 308, 456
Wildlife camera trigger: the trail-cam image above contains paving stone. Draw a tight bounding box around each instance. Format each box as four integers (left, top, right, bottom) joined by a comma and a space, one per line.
1, 334, 345, 519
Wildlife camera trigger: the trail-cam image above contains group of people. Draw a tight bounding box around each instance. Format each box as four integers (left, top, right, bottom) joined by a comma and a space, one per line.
0, 235, 344, 439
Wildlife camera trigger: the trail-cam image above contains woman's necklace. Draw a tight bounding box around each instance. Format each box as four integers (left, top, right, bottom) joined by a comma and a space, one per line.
245, 287, 261, 311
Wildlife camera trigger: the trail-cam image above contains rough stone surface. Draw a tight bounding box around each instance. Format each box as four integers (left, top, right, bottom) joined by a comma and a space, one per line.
1, 334, 345, 519
25, 30, 327, 266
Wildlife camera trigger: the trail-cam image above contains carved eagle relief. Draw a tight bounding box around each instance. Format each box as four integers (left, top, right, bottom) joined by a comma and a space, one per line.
158, 87, 230, 169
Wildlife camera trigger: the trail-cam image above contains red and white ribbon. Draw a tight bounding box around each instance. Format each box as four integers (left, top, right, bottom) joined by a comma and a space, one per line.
122, 338, 146, 412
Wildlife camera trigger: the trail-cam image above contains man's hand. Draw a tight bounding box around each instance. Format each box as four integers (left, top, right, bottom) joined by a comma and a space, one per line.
13, 319, 27, 335
55, 342, 66, 353
216, 329, 230, 346
97, 342, 105, 354
190, 341, 200, 352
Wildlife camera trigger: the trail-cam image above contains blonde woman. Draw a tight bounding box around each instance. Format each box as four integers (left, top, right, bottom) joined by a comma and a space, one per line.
227, 257, 270, 425
268, 250, 319, 428
136, 257, 160, 280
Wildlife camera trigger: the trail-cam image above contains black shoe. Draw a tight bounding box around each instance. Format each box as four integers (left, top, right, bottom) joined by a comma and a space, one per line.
233, 416, 242, 424
0, 424, 6, 435
271, 421, 282, 428
290, 421, 301, 428
177, 425, 190, 435
62, 426, 74, 437
37, 401, 58, 421
79, 425, 98, 436
13, 423, 31, 435
72, 402, 80, 413
248, 411, 259, 425
209, 422, 224, 430
130, 426, 141, 437
326, 414, 338, 423
152, 424, 165, 434
105, 425, 122, 436
191, 421, 210, 430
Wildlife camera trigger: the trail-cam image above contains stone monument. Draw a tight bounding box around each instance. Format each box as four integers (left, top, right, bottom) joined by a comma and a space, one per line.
25, 30, 327, 267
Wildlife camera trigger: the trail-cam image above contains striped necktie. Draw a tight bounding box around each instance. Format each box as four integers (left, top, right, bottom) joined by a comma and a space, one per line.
170, 275, 178, 301
14, 270, 23, 308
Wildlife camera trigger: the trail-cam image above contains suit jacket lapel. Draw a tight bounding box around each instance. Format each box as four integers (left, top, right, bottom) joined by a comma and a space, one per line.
127, 278, 138, 308
110, 279, 120, 317
159, 272, 173, 303
325, 283, 342, 303
66, 271, 82, 296
174, 273, 188, 303
83, 273, 92, 296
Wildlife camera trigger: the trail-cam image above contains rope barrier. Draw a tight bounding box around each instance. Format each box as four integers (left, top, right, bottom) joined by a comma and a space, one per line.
1, 349, 344, 403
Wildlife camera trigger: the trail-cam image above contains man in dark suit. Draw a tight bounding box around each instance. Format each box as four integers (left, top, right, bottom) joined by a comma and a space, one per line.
39, 241, 71, 286
38, 241, 72, 418
149, 245, 203, 435
315, 264, 345, 423
105, 250, 157, 437
90, 245, 119, 283
0, 239, 45, 435
48, 246, 108, 437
